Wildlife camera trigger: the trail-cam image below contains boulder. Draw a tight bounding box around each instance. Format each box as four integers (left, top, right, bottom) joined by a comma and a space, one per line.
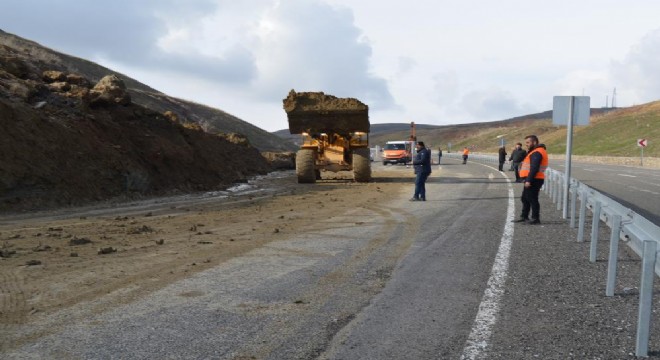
48, 81, 71, 93
42, 70, 66, 83
66, 73, 90, 87
87, 74, 131, 107
262, 151, 296, 170
218, 132, 250, 146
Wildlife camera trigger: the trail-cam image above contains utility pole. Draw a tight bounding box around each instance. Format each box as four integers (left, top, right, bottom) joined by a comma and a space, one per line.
612, 87, 617, 108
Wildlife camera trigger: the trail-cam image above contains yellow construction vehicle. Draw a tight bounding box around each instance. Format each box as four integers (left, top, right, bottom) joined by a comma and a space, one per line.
283, 90, 371, 183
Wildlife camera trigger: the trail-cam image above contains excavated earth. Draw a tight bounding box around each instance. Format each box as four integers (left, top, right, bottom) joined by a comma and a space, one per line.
0, 44, 272, 212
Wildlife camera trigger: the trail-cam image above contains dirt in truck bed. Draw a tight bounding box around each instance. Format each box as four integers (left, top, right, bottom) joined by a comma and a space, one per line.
283, 90, 370, 134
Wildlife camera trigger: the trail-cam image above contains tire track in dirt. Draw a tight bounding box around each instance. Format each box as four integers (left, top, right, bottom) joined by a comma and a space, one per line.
0, 269, 28, 350
231, 203, 419, 359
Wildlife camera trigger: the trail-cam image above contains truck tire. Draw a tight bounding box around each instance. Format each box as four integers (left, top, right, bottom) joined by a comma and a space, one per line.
352, 148, 371, 182
296, 149, 316, 183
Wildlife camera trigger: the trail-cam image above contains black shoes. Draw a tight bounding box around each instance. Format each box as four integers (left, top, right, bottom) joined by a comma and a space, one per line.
512, 218, 541, 224
409, 197, 426, 202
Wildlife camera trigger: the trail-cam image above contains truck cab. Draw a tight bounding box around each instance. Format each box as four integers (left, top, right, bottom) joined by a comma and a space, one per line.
382, 141, 415, 165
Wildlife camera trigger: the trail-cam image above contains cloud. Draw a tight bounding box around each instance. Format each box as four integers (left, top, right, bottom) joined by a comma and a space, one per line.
0, 0, 256, 83
431, 71, 459, 106
459, 87, 533, 120
396, 56, 417, 76
252, 0, 394, 109
610, 28, 660, 105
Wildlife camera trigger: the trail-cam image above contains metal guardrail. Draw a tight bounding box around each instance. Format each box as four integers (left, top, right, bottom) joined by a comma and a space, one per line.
445, 152, 660, 357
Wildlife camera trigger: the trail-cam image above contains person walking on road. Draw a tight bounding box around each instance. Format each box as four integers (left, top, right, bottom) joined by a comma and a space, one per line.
509, 142, 527, 182
498, 146, 507, 171
462, 147, 469, 164
513, 135, 548, 224
437, 147, 443, 164
411, 141, 432, 201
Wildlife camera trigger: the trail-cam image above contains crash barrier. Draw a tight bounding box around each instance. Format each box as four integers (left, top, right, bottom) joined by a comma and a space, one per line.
445, 153, 660, 357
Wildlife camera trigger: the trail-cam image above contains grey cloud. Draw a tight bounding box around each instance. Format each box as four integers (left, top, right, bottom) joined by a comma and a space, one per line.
0, 0, 255, 83
431, 71, 459, 106
460, 88, 532, 120
396, 56, 417, 75
610, 28, 660, 103
256, 0, 395, 109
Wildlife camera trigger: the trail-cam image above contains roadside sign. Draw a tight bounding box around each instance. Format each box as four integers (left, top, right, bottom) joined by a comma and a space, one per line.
553, 96, 590, 126
638, 139, 648, 147
552, 95, 590, 219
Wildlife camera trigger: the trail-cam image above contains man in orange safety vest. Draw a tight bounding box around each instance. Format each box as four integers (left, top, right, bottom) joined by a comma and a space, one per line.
512, 135, 548, 225
462, 147, 469, 164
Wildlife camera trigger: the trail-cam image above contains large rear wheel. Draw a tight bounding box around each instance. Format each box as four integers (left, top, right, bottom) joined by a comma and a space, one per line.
296, 149, 316, 183
352, 148, 371, 182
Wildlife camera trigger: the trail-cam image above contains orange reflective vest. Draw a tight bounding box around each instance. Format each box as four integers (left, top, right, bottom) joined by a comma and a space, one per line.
519, 147, 548, 179
463, 148, 469, 155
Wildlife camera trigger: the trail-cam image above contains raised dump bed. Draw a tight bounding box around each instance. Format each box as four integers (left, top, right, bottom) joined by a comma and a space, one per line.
283, 90, 369, 135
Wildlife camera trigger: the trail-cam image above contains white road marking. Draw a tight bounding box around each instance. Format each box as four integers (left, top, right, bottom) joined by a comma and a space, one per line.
617, 174, 637, 178
459, 167, 515, 360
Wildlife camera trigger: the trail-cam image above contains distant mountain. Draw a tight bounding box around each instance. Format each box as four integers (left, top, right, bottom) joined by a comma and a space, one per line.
0, 29, 296, 152
273, 105, 660, 158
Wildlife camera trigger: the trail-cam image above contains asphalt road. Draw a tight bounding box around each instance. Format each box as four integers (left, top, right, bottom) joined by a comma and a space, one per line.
550, 161, 660, 226
6, 161, 515, 359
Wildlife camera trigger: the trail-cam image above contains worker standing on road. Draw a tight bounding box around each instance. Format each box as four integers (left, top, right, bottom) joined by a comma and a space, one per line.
437, 147, 442, 164
513, 135, 548, 225
498, 146, 507, 171
411, 141, 432, 201
509, 142, 527, 182
462, 147, 469, 164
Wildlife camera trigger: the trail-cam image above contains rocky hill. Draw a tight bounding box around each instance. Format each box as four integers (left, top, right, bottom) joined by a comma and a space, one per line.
0, 34, 274, 211
0, 29, 296, 152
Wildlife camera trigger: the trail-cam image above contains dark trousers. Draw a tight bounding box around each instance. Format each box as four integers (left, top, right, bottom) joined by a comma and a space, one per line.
513, 162, 522, 181
498, 161, 505, 171
414, 172, 430, 199
438, 155, 442, 164
521, 179, 544, 220
462, 155, 468, 164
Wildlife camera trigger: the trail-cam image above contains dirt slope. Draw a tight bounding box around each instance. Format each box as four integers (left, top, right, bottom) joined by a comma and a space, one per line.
0, 29, 295, 152
0, 42, 271, 211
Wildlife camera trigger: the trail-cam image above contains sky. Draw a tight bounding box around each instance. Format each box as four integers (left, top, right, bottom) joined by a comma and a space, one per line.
2, 0, 660, 131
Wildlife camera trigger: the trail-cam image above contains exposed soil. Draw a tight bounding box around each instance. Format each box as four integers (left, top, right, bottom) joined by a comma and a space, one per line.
0, 169, 411, 351
0, 43, 272, 212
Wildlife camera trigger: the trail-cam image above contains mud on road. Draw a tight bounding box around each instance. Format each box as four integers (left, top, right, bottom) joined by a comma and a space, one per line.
0, 168, 415, 352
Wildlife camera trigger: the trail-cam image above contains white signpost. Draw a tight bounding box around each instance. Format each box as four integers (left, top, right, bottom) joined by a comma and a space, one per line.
638, 138, 648, 166
553, 96, 591, 219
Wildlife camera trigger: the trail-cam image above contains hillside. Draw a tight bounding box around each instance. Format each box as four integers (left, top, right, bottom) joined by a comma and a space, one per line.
0, 29, 295, 152
278, 106, 656, 158
0, 34, 273, 211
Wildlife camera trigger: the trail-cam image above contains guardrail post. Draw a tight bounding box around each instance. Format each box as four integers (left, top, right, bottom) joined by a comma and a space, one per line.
577, 190, 587, 242
557, 180, 563, 211
636, 240, 658, 357
551, 173, 557, 203
570, 183, 578, 228
590, 201, 602, 262
606, 215, 622, 297
546, 170, 552, 196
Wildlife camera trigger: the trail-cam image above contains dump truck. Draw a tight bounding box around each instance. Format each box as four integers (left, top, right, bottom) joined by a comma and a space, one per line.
283, 89, 371, 183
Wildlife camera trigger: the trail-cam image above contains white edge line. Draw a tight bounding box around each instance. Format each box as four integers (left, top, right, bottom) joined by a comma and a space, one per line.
459, 167, 515, 360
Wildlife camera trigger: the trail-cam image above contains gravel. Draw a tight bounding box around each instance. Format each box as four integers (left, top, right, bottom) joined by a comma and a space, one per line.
487, 191, 660, 359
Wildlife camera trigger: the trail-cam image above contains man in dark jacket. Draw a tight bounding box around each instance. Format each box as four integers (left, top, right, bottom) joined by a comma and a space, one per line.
498, 146, 507, 171
411, 141, 432, 201
513, 135, 548, 224
508, 143, 527, 182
